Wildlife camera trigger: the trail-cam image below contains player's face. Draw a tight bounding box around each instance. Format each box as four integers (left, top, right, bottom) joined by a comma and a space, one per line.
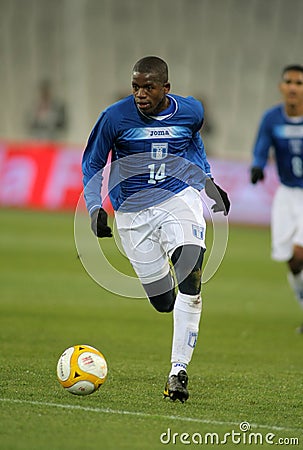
279, 70, 303, 108
132, 72, 170, 115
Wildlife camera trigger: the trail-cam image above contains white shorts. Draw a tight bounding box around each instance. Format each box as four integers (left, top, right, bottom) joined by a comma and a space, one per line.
271, 185, 303, 261
115, 186, 206, 284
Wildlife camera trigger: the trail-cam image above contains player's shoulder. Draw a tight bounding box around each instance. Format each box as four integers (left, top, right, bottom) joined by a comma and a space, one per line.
170, 94, 203, 121
171, 94, 203, 109
106, 95, 135, 115
92, 96, 135, 133
98, 95, 136, 129
261, 103, 283, 122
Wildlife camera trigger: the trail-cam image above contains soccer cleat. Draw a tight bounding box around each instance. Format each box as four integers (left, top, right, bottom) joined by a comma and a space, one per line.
163, 370, 189, 403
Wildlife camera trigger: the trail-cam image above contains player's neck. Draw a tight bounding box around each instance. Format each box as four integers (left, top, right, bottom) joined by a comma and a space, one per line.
154, 96, 170, 115
285, 103, 303, 117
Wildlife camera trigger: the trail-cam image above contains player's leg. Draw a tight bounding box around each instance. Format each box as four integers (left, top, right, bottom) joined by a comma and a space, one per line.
287, 245, 303, 304
142, 270, 176, 313
163, 244, 204, 402
116, 188, 206, 401
159, 187, 206, 402
288, 245, 303, 274
115, 208, 175, 312
170, 244, 204, 370
287, 187, 303, 307
287, 245, 303, 333
272, 186, 303, 329
287, 188, 303, 305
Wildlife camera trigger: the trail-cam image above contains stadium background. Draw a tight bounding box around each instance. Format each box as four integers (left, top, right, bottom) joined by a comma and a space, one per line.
1, 0, 303, 156
2, 0, 302, 223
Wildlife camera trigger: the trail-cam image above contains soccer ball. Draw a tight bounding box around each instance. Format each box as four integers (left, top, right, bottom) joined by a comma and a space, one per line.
57, 344, 108, 395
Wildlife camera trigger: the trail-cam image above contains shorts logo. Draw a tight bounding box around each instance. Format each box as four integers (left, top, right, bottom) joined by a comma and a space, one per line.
151, 143, 168, 160
192, 224, 205, 240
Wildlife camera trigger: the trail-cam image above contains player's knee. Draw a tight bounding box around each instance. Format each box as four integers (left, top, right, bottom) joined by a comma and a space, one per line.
289, 245, 303, 274
178, 268, 202, 295
142, 273, 176, 313
149, 290, 176, 313
171, 245, 205, 295
294, 245, 303, 262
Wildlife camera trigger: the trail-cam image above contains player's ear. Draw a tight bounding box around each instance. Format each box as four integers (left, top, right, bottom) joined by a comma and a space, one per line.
164, 82, 171, 93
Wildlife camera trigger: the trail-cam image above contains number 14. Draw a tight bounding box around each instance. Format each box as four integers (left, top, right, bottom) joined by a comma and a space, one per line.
148, 163, 166, 184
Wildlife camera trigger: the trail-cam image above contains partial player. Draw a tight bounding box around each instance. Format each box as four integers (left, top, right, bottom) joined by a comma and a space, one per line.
251, 64, 303, 332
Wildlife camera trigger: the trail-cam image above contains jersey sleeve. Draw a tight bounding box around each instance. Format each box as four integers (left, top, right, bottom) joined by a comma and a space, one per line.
185, 131, 212, 190
82, 111, 116, 214
186, 97, 212, 174
192, 131, 212, 177
251, 111, 273, 169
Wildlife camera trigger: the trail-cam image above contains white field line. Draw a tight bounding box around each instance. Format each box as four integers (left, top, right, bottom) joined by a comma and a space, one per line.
0, 397, 301, 434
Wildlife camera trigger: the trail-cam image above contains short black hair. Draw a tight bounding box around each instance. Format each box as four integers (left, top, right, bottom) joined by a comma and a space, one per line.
282, 64, 303, 77
132, 56, 169, 84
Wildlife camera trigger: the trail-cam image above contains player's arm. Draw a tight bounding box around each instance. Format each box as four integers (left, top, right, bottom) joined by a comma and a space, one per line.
204, 178, 230, 215
82, 112, 114, 237
185, 134, 211, 185
189, 132, 230, 215
189, 99, 230, 215
251, 113, 272, 184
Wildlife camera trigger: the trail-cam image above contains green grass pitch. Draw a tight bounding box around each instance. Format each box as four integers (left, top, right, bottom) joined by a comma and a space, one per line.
0, 208, 302, 449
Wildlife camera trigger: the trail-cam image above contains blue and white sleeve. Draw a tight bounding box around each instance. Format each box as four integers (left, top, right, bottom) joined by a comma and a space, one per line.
187, 131, 212, 187
252, 113, 272, 169
82, 112, 114, 215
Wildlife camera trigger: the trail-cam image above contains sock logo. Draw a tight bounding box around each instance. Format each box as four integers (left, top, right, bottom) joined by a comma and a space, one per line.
187, 331, 198, 348
173, 363, 187, 370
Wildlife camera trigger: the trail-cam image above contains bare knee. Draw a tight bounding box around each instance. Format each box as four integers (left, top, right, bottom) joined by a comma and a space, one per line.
288, 245, 303, 274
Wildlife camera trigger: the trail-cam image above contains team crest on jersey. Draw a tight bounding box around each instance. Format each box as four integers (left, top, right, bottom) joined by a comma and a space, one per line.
151, 142, 168, 160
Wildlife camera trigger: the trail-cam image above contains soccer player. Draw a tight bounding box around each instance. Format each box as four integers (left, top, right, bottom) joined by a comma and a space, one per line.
251, 64, 303, 332
82, 56, 230, 402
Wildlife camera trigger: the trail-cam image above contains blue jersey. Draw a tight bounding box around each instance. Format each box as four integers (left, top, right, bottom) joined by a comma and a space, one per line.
82, 94, 212, 213
252, 104, 303, 188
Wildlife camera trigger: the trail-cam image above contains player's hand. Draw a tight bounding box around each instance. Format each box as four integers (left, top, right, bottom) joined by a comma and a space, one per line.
204, 178, 230, 216
251, 167, 264, 184
90, 208, 112, 238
